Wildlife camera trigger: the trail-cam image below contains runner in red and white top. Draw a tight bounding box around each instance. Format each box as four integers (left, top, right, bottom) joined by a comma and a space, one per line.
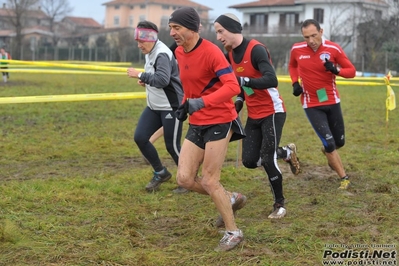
288, 19, 356, 190
214, 13, 301, 221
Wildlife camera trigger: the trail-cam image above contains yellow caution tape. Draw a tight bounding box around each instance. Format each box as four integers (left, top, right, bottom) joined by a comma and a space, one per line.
0, 92, 147, 104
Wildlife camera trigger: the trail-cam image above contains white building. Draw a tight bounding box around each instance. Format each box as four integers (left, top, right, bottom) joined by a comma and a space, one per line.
230, 0, 394, 61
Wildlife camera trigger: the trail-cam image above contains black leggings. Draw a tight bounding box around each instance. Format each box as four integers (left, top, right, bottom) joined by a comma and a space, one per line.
305, 103, 345, 153
242, 113, 286, 205
134, 107, 182, 172
1, 66, 9, 77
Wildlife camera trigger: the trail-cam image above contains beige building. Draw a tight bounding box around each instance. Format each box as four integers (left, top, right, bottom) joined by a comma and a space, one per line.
102, 0, 211, 30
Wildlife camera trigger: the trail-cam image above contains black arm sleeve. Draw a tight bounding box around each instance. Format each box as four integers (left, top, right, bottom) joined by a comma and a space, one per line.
247, 45, 278, 89
236, 88, 245, 102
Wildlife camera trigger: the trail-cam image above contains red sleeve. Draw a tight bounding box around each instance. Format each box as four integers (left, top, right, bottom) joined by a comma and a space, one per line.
200, 44, 240, 107
336, 51, 355, 78
288, 47, 299, 84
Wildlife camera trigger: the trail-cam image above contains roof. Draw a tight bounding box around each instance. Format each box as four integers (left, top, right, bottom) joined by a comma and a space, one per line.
63, 27, 133, 38
0, 8, 50, 19
0, 26, 53, 37
102, 0, 211, 11
229, 0, 294, 8
229, 0, 389, 8
62, 16, 103, 28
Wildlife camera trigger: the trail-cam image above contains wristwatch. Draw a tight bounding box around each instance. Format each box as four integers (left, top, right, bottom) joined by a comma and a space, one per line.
138, 72, 142, 79
244, 77, 250, 86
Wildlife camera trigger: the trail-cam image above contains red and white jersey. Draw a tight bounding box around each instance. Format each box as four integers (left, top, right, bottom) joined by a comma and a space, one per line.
229, 39, 285, 119
288, 39, 356, 108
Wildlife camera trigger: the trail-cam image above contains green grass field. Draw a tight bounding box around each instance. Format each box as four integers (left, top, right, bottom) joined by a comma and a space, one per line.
0, 73, 398, 265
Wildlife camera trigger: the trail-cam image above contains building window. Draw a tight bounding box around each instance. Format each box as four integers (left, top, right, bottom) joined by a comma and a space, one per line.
250, 14, 268, 33
129, 16, 134, 27
281, 14, 297, 27
114, 16, 120, 26
140, 4, 145, 9
139, 15, 146, 22
115, 5, 120, 10
160, 16, 169, 29
162, 5, 169, 10
130, 5, 134, 9
314, 8, 324, 23
374, 10, 382, 20
279, 13, 299, 27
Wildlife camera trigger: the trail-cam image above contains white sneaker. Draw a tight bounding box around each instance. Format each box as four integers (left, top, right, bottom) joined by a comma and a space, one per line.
215, 192, 247, 228
215, 230, 243, 252
268, 207, 287, 219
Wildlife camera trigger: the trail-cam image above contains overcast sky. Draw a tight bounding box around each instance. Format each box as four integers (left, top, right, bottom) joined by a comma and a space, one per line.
65, 0, 251, 24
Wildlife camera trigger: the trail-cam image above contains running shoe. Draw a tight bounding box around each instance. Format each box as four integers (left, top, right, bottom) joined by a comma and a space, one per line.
145, 167, 172, 192
284, 143, 300, 175
172, 186, 190, 194
268, 203, 287, 219
339, 179, 350, 190
215, 230, 243, 252
215, 192, 247, 228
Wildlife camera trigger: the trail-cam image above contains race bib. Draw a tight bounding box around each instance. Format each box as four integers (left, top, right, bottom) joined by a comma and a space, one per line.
317, 88, 328, 102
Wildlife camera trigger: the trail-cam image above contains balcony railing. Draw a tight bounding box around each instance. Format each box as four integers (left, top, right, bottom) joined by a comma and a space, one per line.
242, 25, 301, 35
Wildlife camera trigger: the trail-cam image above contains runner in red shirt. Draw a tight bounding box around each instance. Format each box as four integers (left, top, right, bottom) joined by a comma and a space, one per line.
169, 7, 246, 252
288, 19, 356, 190
214, 13, 300, 220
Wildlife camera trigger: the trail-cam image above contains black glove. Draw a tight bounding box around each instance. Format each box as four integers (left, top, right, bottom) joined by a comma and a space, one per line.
235, 100, 244, 113
324, 58, 339, 75
175, 101, 189, 121
292, 82, 303, 97
187, 98, 204, 115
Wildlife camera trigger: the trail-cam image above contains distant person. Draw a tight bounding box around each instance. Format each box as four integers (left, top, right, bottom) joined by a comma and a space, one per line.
127, 21, 187, 193
288, 19, 356, 189
169, 7, 247, 252
214, 13, 300, 220
0, 47, 11, 83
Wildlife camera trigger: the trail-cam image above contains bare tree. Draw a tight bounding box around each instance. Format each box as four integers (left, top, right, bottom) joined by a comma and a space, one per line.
325, 1, 356, 49
5, 0, 41, 59
357, 6, 399, 73
40, 0, 73, 46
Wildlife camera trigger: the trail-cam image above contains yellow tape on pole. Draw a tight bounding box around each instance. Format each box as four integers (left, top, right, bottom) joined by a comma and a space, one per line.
0, 59, 144, 72
50, 61, 132, 66
0, 92, 147, 104
278, 75, 399, 81
278, 77, 399, 86
3, 69, 126, 75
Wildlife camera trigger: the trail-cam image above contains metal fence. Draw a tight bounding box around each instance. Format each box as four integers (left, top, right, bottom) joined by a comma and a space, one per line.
8, 41, 399, 76
14, 44, 145, 64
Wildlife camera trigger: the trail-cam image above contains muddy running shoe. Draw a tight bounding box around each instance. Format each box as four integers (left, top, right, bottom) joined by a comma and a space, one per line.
215, 230, 243, 252
321, 147, 334, 170
172, 186, 190, 194
284, 143, 300, 175
268, 203, 287, 219
215, 192, 247, 228
339, 179, 350, 190
145, 167, 172, 192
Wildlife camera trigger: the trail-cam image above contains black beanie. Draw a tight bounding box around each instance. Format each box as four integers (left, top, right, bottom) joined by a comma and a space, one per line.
214, 14, 242, 34
169, 7, 200, 32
